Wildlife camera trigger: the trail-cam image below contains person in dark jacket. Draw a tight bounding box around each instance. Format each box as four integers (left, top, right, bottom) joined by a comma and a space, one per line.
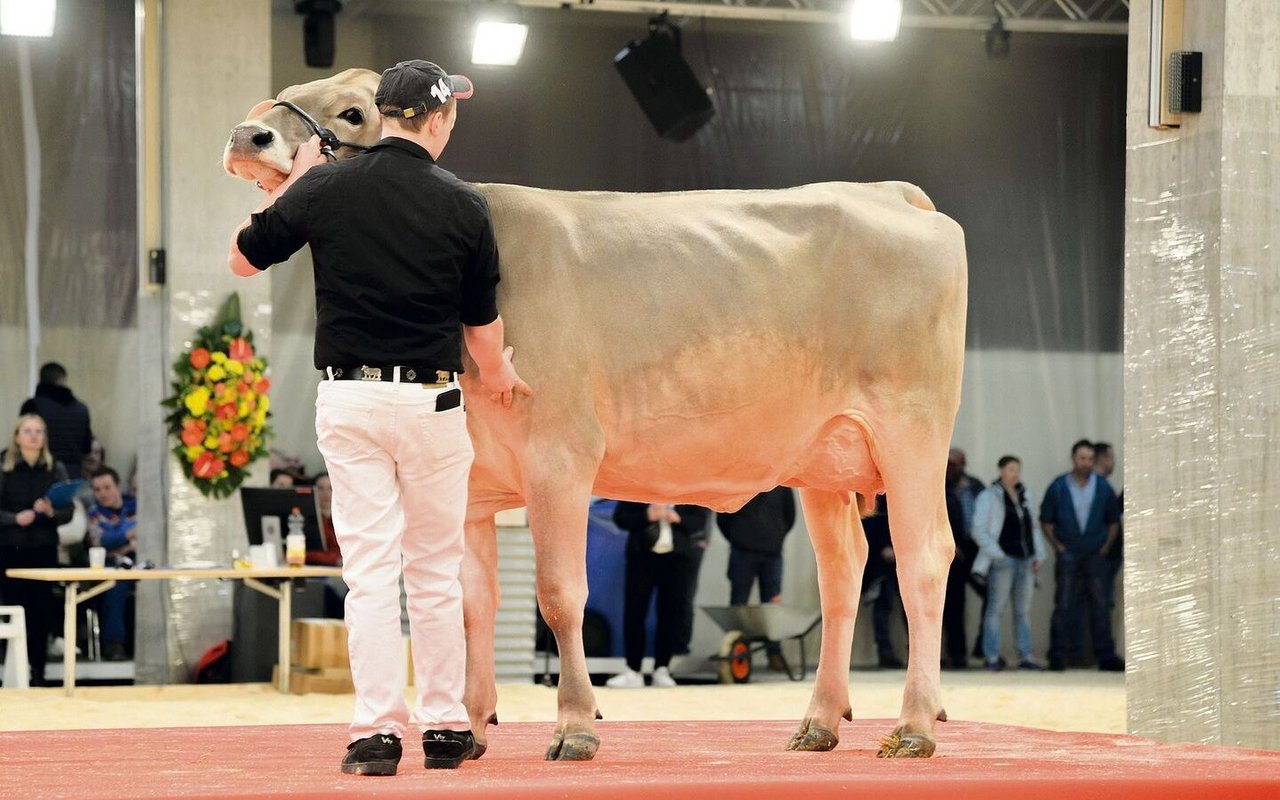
0, 414, 73, 685
861, 495, 905, 669
1040, 439, 1122, 672
606, 501, 710, 688
716, 486, 796, 669
20, 362, 93, 475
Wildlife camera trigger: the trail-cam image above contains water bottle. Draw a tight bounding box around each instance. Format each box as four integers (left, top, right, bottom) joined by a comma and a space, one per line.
286, 507, 306, 567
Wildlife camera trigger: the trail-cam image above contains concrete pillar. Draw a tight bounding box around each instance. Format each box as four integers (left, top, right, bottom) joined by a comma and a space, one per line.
1124, 0, 1279, 748
135, 0, 272, 683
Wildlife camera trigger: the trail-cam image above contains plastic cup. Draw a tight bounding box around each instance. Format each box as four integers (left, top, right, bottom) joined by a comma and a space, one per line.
88, 547, 107, 569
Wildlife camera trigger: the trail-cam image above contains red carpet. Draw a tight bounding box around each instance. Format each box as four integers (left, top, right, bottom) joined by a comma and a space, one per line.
2, 720, 1277, 799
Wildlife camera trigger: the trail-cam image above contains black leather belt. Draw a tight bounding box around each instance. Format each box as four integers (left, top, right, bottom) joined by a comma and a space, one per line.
325, 365, 456, 386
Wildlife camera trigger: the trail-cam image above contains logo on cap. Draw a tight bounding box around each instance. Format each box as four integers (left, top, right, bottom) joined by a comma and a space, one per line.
430, 77, 452, 105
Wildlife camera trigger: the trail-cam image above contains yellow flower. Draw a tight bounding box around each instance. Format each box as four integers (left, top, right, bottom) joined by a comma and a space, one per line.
184, 445, 204, 462
254, 405, 268, 428
225, 360, 245, 376
206, 364, 227, 382
204, 435, 218, 449
238, 401, 251, 418
184, 387, 211, 416
211, 351, 227, 364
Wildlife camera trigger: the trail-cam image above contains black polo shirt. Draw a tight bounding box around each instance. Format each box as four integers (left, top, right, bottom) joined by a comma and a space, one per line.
237, 136, 500, 373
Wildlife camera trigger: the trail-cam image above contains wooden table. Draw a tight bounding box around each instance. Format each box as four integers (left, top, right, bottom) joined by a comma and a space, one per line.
4, 566, 343, 696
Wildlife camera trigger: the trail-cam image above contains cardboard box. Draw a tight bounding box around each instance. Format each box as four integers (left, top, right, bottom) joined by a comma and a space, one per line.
272, 664, 355, 695
292, 618, 349, 670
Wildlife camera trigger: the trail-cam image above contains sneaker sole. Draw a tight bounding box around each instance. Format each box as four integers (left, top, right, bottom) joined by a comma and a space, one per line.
424, 754, 468, 770
341, 760, 398, 776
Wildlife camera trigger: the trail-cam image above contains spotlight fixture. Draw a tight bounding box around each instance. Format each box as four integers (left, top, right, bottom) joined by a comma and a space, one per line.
472, 20, 528, 66
985, 6, 1010, 60
295, 0, 341, 69
849, 0, 902, 43
0, 0, 56, 37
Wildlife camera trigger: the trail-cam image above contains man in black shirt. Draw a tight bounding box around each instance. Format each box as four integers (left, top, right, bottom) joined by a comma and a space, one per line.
229, 59, 530, 775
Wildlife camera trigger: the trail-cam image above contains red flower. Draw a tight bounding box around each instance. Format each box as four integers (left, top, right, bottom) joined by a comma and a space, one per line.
229, 448, 250, 468
229, 337, 254, 363
192, 451, 224, 479
230, 423, 249, 443
214, 382, 227, 397
189, 348, 211, 369
180, 422, 204, 447
254, 377, 271, 395
215, 403, 238, 421
217, 433, 235, 453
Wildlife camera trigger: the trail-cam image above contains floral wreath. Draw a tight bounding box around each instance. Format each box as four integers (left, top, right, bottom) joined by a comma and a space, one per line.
162, 293, 271, 499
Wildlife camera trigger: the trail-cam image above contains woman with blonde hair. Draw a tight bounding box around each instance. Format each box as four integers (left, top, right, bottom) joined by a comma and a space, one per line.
0, 414, 73, 686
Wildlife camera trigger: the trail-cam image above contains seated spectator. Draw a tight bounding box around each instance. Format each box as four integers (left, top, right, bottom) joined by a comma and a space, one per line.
716, 486, 795, 671
86, 466, 137, 661
607, 501, 710, 688
0, 414, 74, 685
971, 456, 1046, 671
269, 468, 296, 488
307, 472, 347, 618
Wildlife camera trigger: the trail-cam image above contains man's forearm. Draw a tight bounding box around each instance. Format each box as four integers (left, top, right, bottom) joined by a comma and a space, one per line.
1041, 522, 1062, 551
463, 316, 507, 373
1101, 522, 1119, 554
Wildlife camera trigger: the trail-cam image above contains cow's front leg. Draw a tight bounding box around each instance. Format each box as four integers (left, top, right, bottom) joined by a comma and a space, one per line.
462, 515, 500, 758
788, 488, 866, 751
525, 448, 601, 761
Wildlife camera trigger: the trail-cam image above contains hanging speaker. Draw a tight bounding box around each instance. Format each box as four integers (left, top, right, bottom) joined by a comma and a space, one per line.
296, 0, 341, 69
614, 32, 714, 142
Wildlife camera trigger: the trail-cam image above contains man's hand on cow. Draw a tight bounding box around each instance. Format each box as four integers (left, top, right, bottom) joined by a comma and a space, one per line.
480, 345, 534, 409
275, 135, 328, 196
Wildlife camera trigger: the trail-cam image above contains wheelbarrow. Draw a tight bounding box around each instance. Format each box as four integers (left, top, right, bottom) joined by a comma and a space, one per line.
701, 604, 821, 684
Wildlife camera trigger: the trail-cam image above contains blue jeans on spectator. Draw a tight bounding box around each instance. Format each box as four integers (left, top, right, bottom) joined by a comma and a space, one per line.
982, 555, 1035, 662
96, 583, 129, 647
1048, 550, 1115, 664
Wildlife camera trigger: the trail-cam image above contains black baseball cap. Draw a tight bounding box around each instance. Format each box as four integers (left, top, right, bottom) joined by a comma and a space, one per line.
375, 60, 474, 119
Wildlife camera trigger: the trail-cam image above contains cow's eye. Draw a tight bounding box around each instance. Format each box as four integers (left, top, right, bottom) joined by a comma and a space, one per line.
339, 109, 364, 125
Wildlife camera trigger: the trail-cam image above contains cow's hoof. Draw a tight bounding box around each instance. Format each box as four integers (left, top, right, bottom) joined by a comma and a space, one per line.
876, 727, 936, 758
470, 739, 487, 760
786, 718, 839, 752
545, 730, 600, 761
937, 708, 948, 722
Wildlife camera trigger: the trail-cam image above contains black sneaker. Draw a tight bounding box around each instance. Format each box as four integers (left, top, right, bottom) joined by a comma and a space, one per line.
423, 729, 475, 769
341, 733, 402, 776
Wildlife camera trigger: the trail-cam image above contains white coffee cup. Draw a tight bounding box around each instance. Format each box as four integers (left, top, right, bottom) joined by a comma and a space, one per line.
88, 546, 107, 569
249, 544, 276, 569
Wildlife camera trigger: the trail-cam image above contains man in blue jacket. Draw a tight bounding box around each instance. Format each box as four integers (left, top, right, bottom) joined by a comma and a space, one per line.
1039, 439, 1123, 672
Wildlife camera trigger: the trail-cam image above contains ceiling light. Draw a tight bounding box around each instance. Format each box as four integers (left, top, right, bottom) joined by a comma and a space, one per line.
849, 0, 901, 42
0, 0, 56, 38
472, 21, 528, 66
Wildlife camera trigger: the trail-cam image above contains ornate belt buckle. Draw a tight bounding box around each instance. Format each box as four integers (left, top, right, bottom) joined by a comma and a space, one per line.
436, 370, 451, 384
360, 365, 382, 381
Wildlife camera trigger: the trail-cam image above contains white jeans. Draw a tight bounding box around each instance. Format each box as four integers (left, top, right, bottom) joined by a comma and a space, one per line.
315, 377, 473, 741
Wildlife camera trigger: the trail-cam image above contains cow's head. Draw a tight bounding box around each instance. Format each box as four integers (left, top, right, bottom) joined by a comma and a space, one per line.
223, 68, 381, 193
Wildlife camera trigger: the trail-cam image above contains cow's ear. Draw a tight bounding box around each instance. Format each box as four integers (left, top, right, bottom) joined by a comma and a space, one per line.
244, 99, 274, 121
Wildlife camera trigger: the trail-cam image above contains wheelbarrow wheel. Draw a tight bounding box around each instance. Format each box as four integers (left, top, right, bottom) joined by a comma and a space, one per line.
718, 631, 752, 684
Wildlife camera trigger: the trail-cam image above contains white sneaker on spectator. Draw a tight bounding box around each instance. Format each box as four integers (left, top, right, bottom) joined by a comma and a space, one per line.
605, 668, 644, 688
46, 637, 79, 659
651, 666, 676, 688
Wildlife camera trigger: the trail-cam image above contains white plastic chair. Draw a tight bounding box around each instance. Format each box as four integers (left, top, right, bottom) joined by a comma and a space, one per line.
0, 605, 31, 689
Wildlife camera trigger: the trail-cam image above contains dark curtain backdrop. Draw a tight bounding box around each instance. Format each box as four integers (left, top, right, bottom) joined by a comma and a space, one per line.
364, 8, 1126, 352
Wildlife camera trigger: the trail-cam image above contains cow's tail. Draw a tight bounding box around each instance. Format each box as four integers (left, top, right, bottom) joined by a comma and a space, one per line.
888, 181, 936, 212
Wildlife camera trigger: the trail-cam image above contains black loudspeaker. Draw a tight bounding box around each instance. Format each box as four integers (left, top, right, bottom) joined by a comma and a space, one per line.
1168, 51, 1202, 114
614, 32, 714, 142
297, 0, 340, 69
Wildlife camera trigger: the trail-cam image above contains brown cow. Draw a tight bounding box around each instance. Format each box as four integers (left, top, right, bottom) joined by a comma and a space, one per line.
225, 68, 967, 761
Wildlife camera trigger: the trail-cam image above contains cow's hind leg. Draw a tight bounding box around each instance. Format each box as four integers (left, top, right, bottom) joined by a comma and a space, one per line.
462, 515, 500, 758
876, 438, 953, 758
525, 446, 602, 761
787, 488, 868, 752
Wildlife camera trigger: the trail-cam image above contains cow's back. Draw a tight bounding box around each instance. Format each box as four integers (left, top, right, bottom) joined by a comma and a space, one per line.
464, 181, 966, 514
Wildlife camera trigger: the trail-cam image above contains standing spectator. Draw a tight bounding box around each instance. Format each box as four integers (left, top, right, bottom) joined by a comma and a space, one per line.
861, 495, 904, 669
972, 456, 1046, 670
1092, 442, 1123, 624
942, 489, 969, 669
607, 501, 710, 688
307, 471, 348, 619
716, 486, 796, 671
86, 466, 137, 661
946, 448, 988, 663
20, 363, 94, 475
229, 59, 530, 773
1040, 440, 1123, 672
0, 414, 73, 685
